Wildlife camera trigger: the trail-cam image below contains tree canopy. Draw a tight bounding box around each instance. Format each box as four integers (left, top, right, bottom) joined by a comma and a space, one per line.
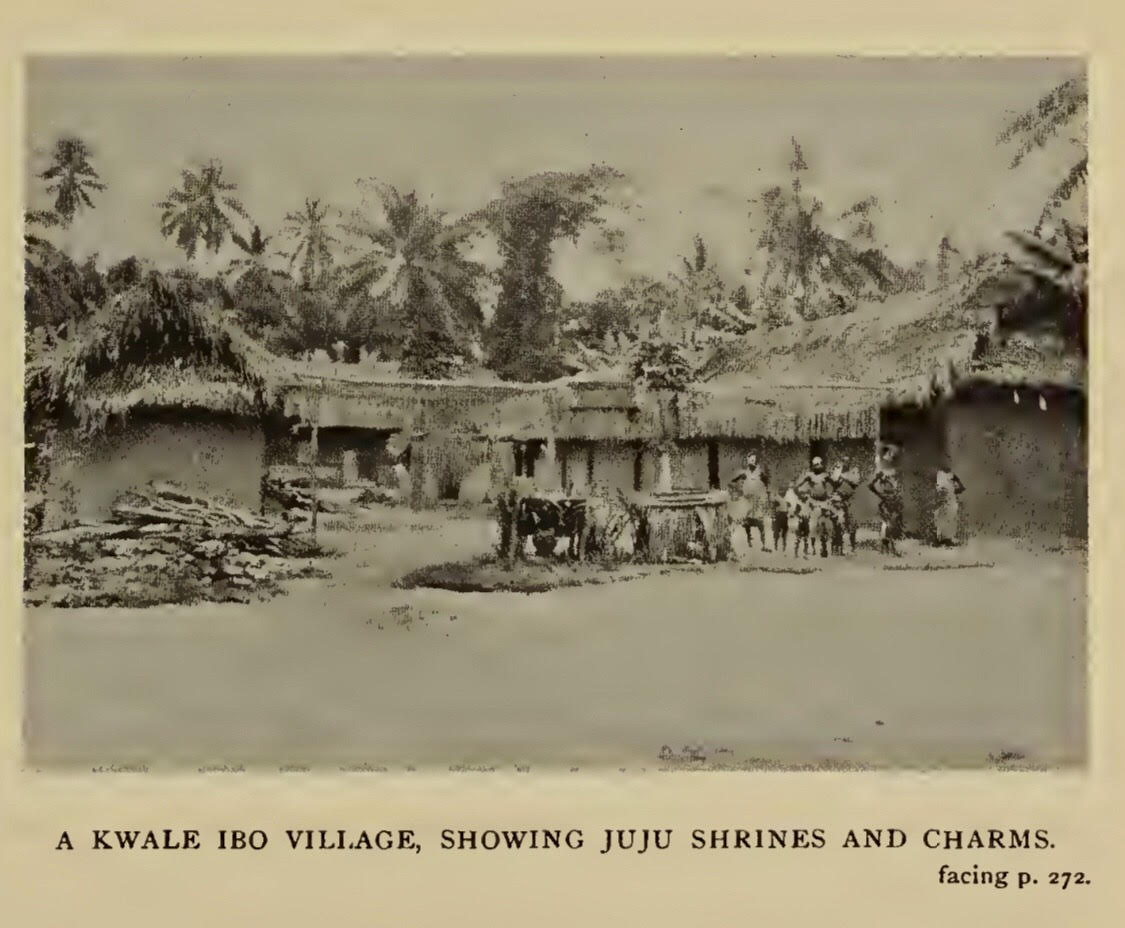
24, 85, 1089, 419
750, 139, 922, 327
472, 164, 626, 381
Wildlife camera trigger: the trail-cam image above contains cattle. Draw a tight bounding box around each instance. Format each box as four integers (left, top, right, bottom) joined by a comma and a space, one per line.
494, 484, 646, 563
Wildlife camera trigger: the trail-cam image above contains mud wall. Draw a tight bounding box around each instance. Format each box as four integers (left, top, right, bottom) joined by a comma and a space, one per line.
945, 388, 1086, 541
41, 413, 266, 530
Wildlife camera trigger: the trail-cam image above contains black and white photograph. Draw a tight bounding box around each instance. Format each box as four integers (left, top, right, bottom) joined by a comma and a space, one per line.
22, 55, 1088, 771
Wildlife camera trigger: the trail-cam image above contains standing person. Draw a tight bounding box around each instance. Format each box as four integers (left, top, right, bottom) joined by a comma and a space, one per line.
868, 466, 904, 557
827, 492, 848, 555
786, 484, 811, 559
933, 466, 966, 546
770, 485, 791, 553
729, 451, 772, 552
795, 455, 832, 505
829, 454, 862, 552
392, 452, 413, 502
795, 455, 832, 554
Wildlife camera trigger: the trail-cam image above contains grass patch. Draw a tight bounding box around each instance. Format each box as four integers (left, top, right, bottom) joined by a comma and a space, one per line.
740, 565, 820, 575
395, 557, 559, 593
394, 555, 704, 594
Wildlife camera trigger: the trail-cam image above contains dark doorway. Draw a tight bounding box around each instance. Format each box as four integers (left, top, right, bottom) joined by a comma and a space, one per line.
314, 427, 401, 483
513, 440, 544, 478
808, 439, 829, 464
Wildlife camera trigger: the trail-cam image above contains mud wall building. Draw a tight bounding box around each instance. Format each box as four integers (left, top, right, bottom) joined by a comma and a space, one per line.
278, 374, 886, 517
34, 373, 267, 532
883, 380, 1086, 543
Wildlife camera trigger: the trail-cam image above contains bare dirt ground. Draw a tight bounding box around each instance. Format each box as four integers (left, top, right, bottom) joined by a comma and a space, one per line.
23, 506, 1086, 771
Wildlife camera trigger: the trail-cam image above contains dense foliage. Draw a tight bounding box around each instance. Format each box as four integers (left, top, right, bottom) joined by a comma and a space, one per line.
24, 72, 1088, 467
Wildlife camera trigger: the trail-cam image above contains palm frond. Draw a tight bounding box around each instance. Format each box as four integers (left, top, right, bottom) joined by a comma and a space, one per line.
1005, 230, 1074, 273
997, 75, 1087, 168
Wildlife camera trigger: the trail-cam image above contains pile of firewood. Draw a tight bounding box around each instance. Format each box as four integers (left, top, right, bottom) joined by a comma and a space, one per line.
25, 483, 326, 608
112, 483, 290, 535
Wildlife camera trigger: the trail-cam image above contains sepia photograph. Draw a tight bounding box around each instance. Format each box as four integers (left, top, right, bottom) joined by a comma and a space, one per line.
21, 55, 1088, 771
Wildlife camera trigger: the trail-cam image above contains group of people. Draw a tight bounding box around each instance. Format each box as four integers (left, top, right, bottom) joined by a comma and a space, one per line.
730, 452, 867, 559
729, 449, 964, 558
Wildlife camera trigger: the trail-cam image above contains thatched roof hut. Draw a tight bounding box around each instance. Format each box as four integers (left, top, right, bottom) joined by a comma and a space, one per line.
27, 270, 272, 435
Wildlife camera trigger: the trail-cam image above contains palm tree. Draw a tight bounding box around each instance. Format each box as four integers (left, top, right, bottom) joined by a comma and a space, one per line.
989, 74, 1088, 357
279, 198, 339, 289
157, 159, 249, 260
997, 75, 1087, 236
341, 180, 485, 378
37, 137, 106, 227
225, 224, 272, 283
223, 223, 296, 341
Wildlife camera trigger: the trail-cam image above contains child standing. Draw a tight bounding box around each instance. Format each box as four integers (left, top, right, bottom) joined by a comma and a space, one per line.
770, 487, 791, 553
787, 485, 811, 559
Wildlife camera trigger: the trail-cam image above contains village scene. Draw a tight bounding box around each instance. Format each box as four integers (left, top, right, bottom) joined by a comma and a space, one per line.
23, 57, 1087, 770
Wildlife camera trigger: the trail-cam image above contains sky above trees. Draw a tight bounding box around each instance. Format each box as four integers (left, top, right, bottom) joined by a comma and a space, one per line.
27, 55, 1082, 305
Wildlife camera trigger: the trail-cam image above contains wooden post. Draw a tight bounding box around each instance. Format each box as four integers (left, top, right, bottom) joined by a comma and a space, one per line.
540, 435, 560, 491
656, 442, 674, 493
309, 423, 319, 541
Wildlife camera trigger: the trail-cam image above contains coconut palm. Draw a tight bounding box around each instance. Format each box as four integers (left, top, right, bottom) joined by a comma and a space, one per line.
157, 159, 249, 260
279, 198, 339, 288
341, 180, 485, 378
37, 137, 107, 227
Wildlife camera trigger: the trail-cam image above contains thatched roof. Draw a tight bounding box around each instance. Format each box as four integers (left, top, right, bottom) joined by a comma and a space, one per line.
280, 372, 560, 438
667, 383, 882, 441
277, 370, 884, 442
265, 286, 1084, 442
956, 340, 1085, 393
29, 271, 272, 432
75, 364, 263, 423
704, 293, 976, 385
702, 290, 1084, 408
